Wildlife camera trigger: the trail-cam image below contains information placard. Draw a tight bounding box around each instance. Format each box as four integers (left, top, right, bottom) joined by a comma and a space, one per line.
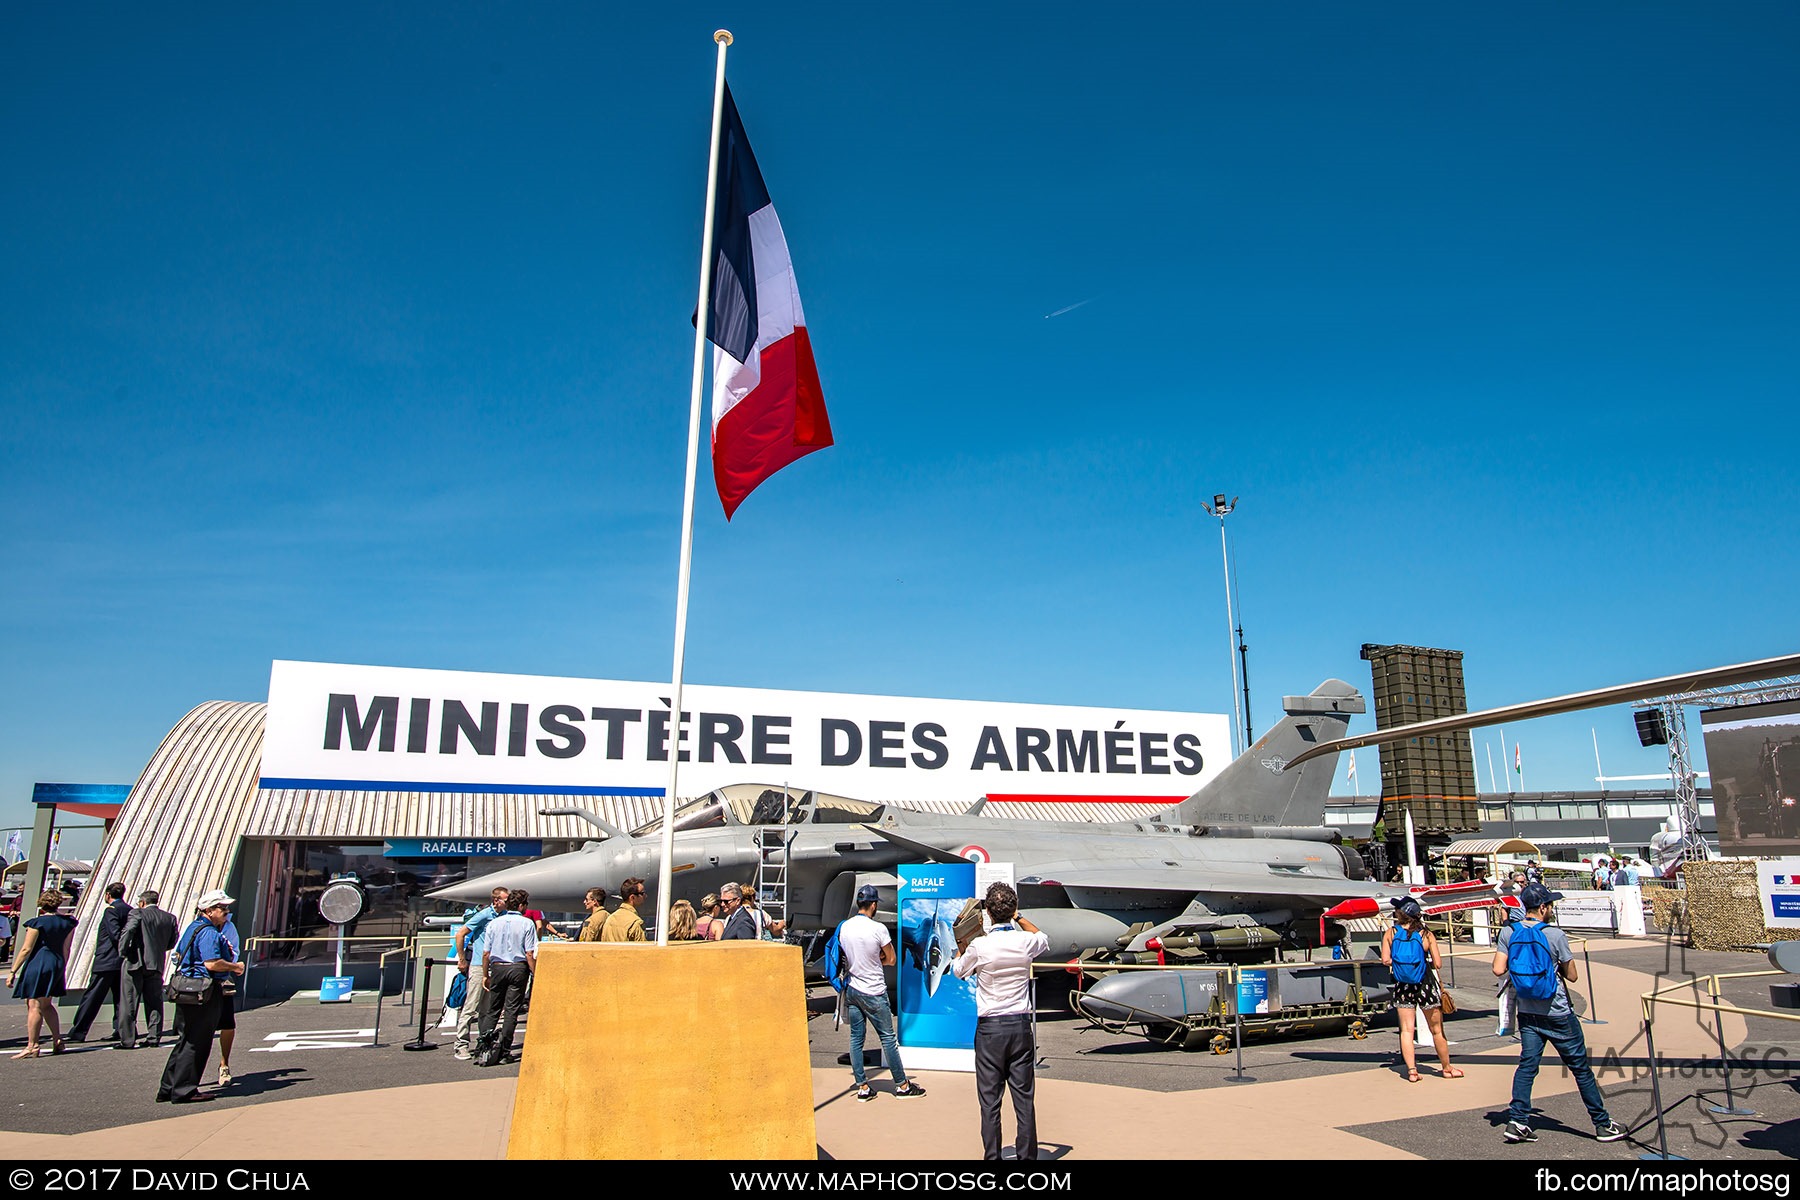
1757, 859, 1800, 929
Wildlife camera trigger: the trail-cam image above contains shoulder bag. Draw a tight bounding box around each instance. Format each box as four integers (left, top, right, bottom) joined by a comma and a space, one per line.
166, 920, 215, 1006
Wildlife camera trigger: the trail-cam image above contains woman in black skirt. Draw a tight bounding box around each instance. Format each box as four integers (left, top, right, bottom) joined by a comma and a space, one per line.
1381, 896, 1461, 1082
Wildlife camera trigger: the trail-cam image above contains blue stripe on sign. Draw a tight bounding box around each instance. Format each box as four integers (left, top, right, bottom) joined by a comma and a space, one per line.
257, 778, 664, 797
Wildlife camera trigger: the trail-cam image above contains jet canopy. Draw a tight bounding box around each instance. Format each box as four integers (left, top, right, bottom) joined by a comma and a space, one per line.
627, 784, 886, 837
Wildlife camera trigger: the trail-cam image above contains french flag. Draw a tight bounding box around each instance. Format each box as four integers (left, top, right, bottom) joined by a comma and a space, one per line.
705, 86, 833, 519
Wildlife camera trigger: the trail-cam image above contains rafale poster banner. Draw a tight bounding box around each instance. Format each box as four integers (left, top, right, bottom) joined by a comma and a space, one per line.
897, 862, 978, 1059
261, 660, 1229, 805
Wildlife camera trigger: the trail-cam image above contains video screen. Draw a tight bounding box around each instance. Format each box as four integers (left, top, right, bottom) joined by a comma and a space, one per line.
1702, 698, 1800, 856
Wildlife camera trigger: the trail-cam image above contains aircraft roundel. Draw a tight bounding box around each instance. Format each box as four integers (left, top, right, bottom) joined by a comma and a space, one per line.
958, 844, 990, 864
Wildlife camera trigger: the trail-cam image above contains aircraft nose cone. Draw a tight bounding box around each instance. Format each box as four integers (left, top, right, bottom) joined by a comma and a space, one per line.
427, 848, 611, 912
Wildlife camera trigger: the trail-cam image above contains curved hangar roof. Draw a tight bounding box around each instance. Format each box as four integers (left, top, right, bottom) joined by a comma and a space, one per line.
65, 701, 637, 987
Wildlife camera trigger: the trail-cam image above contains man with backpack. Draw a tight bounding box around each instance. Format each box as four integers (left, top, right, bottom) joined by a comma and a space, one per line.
1492, 883, 1625, 1145
838, 883, 924, 1102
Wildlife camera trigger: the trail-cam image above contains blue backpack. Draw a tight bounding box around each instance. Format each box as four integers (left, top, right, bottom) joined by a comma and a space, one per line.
821, 922, 851, 993
1507, 921, 1560, 1000
1390, 925, 1428, 984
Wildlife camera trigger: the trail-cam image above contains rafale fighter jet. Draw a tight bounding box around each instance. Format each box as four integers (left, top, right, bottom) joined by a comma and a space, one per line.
431, 680, 1431, 961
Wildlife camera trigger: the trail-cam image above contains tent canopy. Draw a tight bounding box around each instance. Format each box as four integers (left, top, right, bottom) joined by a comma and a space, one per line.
1438, 838, 1542, 858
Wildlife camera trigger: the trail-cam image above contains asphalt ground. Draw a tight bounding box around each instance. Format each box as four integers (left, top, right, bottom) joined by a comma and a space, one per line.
0, 934, 1794, 1160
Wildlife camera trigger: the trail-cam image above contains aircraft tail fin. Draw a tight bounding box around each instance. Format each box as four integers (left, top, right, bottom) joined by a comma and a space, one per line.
1156, 680, 1365, 829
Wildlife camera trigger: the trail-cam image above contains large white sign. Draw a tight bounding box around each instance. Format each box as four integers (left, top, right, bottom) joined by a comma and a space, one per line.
262, 660, 1229, 805
1757, 859, 1800, 930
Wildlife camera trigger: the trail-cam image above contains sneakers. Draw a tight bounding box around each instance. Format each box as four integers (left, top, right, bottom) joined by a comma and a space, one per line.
894, 1081, 926, 1098
1596, 1121, 1627, 1142
454, 1048, 472, 1061
854, 1084, 875, 1102
1503, 1121, 1537, 1144
217, 1064, 232, 1086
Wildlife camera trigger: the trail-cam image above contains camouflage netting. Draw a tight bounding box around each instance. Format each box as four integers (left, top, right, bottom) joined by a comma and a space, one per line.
1679, 860, 1786, 951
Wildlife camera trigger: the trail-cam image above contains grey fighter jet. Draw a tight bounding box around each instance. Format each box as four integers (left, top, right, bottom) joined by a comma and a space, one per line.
430, 680, 1412, 961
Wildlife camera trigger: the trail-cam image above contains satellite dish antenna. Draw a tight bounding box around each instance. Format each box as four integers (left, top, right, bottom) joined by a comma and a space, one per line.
319, 879, 364, 1003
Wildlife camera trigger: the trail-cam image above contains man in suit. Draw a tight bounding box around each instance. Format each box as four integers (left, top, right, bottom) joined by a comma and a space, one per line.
68, 881, 132, 1043
118, 889, 179, 1049
718, 882, 757, 940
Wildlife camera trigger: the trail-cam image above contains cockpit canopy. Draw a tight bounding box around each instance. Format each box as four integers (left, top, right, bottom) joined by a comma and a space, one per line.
627, 784, 885, 837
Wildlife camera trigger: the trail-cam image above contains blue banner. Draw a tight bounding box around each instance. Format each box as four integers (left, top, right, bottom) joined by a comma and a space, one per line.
1237, 969, 1271, 1015
382, 838, 542, 858
896, 863, 977, 1050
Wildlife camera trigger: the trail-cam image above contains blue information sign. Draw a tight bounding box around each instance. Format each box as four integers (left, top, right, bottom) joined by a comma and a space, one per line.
1236, 969, 1271, 1015
382, 839, 542, 858
896, 863, 977, 1051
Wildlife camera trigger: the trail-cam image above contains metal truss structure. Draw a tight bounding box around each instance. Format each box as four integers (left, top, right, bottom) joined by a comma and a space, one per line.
1634, 675, 1800, 864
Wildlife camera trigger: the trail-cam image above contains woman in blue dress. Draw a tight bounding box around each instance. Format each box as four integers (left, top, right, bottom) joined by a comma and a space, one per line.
5, 890, 75, 1057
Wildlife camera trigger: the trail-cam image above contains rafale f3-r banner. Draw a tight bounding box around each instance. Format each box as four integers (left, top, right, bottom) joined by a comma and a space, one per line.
260, 660, 1229, 805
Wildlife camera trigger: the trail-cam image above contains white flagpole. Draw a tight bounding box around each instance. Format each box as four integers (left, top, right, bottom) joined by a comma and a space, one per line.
658, 28, 734, 948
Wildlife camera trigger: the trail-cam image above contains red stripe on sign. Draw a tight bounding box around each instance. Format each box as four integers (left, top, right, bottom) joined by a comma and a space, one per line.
982, 794, 1189, 805
712, 327, 832, 519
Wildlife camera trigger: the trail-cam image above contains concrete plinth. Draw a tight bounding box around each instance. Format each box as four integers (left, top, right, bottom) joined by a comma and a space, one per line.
506, 941, 816, 1159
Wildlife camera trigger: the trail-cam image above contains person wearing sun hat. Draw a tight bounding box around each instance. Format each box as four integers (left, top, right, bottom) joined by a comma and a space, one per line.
155, 888, 243, 1104
1492, 882, 1625, 1145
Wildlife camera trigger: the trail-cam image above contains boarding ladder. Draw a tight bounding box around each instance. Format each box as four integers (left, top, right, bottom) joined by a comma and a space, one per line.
755, 824, 790, 936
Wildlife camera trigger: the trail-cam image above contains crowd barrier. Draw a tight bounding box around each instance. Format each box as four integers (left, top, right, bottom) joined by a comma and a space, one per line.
1635, 967, 1794, 1161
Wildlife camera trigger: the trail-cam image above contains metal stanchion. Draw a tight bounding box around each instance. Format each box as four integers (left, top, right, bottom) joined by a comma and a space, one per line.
1640, 1015, 1684, 1161
1580, 941, 1606, 1025
1031, 975, 1046, 1069
1225, 964, 1255, 1082
1702, 976, 1755, 1116
404, 957, 442, 1051
401, 940, 416, 1024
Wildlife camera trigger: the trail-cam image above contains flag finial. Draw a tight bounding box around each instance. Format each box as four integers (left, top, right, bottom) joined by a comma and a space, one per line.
714, 29, 733, 45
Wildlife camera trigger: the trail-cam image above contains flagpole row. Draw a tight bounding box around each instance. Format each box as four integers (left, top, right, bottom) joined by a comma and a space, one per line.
658, 28, 734, 947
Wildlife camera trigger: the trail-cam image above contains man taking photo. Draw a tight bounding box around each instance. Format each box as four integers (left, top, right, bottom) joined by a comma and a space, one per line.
951, 882, 1049, 1161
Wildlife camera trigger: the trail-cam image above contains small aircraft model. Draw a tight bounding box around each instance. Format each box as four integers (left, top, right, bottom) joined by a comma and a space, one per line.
431, 679, 1431, 962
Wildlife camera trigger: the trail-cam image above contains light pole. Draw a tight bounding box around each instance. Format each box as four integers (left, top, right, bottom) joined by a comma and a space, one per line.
1201, 493, 1251, 755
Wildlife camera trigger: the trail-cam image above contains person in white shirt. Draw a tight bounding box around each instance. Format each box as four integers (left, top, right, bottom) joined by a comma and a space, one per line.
839, 884, 924, 1101
951, 882, 1050, 1161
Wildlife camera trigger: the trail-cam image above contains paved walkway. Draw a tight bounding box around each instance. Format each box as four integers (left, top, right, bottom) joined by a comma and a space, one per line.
0, 937, 1760, 1160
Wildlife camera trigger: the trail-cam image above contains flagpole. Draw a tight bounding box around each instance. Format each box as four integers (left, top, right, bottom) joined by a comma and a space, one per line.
657, 28, 733, 948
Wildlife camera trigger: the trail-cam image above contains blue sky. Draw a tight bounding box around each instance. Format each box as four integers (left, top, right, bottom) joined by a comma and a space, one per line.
5, 4, 1798, 857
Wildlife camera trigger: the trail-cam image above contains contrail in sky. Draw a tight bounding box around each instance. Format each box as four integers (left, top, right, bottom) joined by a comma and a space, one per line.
1043, 297, 1097, 319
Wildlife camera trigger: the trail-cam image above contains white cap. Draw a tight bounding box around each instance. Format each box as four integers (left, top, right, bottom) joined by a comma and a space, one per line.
196, 889, 235, 910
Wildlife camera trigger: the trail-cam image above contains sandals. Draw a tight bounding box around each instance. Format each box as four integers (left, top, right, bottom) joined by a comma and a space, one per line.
10, 1045, 40, 1059
50, 1037, 65, 1055
1442, 1066, 1465, 1078
1405, 1068, 1420, 1082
